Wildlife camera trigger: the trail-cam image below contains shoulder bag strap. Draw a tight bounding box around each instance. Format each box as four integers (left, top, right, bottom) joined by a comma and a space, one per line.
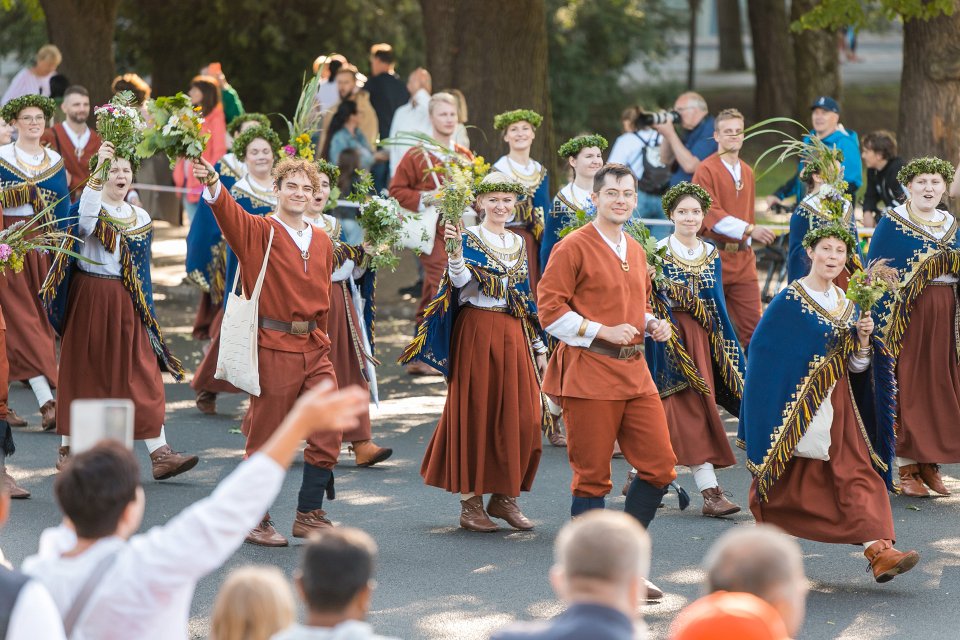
250, 226, 275, 300
63, 549, 121, 638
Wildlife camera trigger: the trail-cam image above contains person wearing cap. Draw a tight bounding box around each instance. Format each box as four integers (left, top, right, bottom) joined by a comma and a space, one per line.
400, 172, 546, 533
768, 96, 862, 208
492, 109, 550, 290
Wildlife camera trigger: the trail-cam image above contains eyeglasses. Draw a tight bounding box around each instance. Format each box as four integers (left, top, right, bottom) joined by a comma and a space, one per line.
18, 115, 45, 123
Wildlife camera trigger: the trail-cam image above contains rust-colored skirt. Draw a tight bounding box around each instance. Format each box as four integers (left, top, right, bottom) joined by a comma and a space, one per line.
0, 216, 57, 382
662, 311, 737, 468
896, 283, 960, 462
192, 292, 218, 341
750, 375, 894, 543
421, 307, 542, 495
328, 280, 371, 443
190, 306, 241, 395
56, 272, 165, 439
512, 227, 540, 292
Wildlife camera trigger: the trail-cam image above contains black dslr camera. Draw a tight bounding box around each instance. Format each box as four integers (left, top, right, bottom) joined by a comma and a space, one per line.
634, 109, 680, 128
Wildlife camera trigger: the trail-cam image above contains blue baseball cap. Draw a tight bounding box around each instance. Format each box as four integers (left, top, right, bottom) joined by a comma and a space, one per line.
810, 96, 840, 114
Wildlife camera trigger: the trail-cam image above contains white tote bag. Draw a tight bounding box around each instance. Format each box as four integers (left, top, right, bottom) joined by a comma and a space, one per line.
215, 228, 275, 396
399, 152, 442, 255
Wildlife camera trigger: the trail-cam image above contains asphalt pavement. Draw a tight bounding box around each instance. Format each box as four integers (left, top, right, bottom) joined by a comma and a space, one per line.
3, 243, 959, 639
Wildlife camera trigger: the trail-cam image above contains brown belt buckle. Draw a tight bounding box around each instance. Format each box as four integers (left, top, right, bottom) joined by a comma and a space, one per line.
723, 242, 740, 253
290, 320, 310, 335
618, 345, 638, 360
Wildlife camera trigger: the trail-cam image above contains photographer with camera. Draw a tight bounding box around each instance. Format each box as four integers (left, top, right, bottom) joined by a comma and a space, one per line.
608, 106, 671, 239
651, 92, 717, 189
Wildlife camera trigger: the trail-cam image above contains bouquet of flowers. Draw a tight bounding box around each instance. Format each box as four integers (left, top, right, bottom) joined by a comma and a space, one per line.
817, 180, 850, 219
89, 90, 145, 177
348, 170, 408, 271
283, 133, 315, 161
438, 164, 474, 253
382, 131, 490, 189
136, 93, 209, 168
624, 218, 671, 287
0, 209, 85, 274
845, 258, 900, 314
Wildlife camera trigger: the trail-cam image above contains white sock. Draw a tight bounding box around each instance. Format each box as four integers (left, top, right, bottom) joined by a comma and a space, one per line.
61, 436, 71, 446
896, 457, 917, 467
143, 426, 167, 454
862, 540, 880, 548
691, 463, 719, 492
28, 376, 54, 407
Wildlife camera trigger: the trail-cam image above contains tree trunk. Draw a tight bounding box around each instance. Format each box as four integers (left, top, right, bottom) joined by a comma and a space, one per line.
898, 3, 960, 163
790, 0, 840, 121
419, 0, 552, 171
39, 0, 120, 108
687, 0, 701, 89
746, 0, 794, 121
717, 0, 746, 71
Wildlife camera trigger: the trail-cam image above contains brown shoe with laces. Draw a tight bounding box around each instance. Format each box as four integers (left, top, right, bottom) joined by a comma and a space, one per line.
349, 440, 393, 467
40, 400, 56, 432
864, 540, 919, 583
246, 513, 289, 547
56, 446, 70, 471
2, 471, 29, 499
6, 409, 28, 428
195, 390, 217, 415
701, 487, 741, 517
150, 445, 199, 480
487, 494, 534, 530
292, 509, 334, 538
899, 464, 930, 498
459, 495, 498, 532
917, 463, 950, 495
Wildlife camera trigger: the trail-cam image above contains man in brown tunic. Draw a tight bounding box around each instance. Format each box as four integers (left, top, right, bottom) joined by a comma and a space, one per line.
40, 85, 101, 201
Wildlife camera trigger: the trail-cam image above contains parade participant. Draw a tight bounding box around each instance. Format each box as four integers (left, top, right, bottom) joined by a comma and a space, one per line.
867, 157, 960, 498
645, 182, 746, 517
492, 109, 549, 290
304, 158, 390, 468
693, 108, 774, 349
740, 220, 919, 583
389, 92, 474, 376
193, 154, 342, 547
539, 164, 677, 525
786, 148, 862, 287
400, 172, 547, 532
40, 85, 101, 201
541, 134, 607, 270
41, 141, 198, 478
191, 124, 281, 415
185, 113, 270, 342
0, 94, 68, 430
0, 213, 29, 499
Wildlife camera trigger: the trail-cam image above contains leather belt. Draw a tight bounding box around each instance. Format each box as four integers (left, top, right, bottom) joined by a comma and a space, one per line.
586, 341, 643, 360
258, 317, 317, 335
722, 241, 750, 252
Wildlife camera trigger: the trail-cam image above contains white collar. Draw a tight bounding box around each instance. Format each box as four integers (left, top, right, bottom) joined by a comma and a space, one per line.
668, 234, 705, 259
591, 221, 626, 259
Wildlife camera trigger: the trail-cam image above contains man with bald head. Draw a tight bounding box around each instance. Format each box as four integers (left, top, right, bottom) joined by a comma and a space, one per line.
388, 68, 433, 176
655, 91, 718, 187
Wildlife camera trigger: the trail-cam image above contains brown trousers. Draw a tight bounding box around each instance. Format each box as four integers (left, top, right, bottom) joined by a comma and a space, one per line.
719, 250, 762, 349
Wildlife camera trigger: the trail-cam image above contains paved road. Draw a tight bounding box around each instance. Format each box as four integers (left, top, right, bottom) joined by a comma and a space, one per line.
4, 245, 960, 639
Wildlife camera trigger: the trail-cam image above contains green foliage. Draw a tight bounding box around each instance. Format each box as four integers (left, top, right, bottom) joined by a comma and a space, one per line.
792, 0, 954, 31
136, 93, 210, 168
547, 0, 677, 142
0, 0, 46, 65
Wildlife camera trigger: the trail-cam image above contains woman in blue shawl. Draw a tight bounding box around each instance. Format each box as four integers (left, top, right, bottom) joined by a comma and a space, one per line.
740, 218, 919, 583
866, 157, 960, 498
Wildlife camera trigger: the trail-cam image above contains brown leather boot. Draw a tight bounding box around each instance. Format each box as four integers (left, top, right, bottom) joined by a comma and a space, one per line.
40, 400, 56, 432
195, 390, 217, 415
487, 494, 534, 530
56, 446, 70, 471
245, 513, 289, 547
459, 495, 498, 532
2, 471, 30, 499
150, 445, 199, 480
701, 487, 741, 517
899, 464, 930, 498
349, 440, 393, 467
917, 463, 950, 496
864, 540, 920, 583
621, 470, 637, 497
292, 508, 334, 538
6, 409, 28, 428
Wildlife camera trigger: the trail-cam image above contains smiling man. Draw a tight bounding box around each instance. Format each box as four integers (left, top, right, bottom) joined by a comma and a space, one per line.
41, 85, 101, 200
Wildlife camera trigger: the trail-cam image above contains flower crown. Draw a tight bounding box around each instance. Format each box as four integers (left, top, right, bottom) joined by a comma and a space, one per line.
802, 221, 856, 255
493, 108, 542, 131
227, 112, 271, 136
231, 125, 281, 159
475, 178, 526, 196
314, 158, 341, 184
897, 156, 955, 186
1, 94, 55, 123
661, 182, 712, 218
558, 134, 608, 159
799, 146, 844, 182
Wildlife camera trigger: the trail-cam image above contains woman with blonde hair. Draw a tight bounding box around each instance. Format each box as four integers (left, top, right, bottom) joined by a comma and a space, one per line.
210, 566, 296, 640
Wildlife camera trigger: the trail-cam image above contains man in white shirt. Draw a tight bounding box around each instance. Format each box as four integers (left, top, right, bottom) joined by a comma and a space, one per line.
41, 86, 102, 200
23, 381, 367, 640
388, 68, 433, 177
